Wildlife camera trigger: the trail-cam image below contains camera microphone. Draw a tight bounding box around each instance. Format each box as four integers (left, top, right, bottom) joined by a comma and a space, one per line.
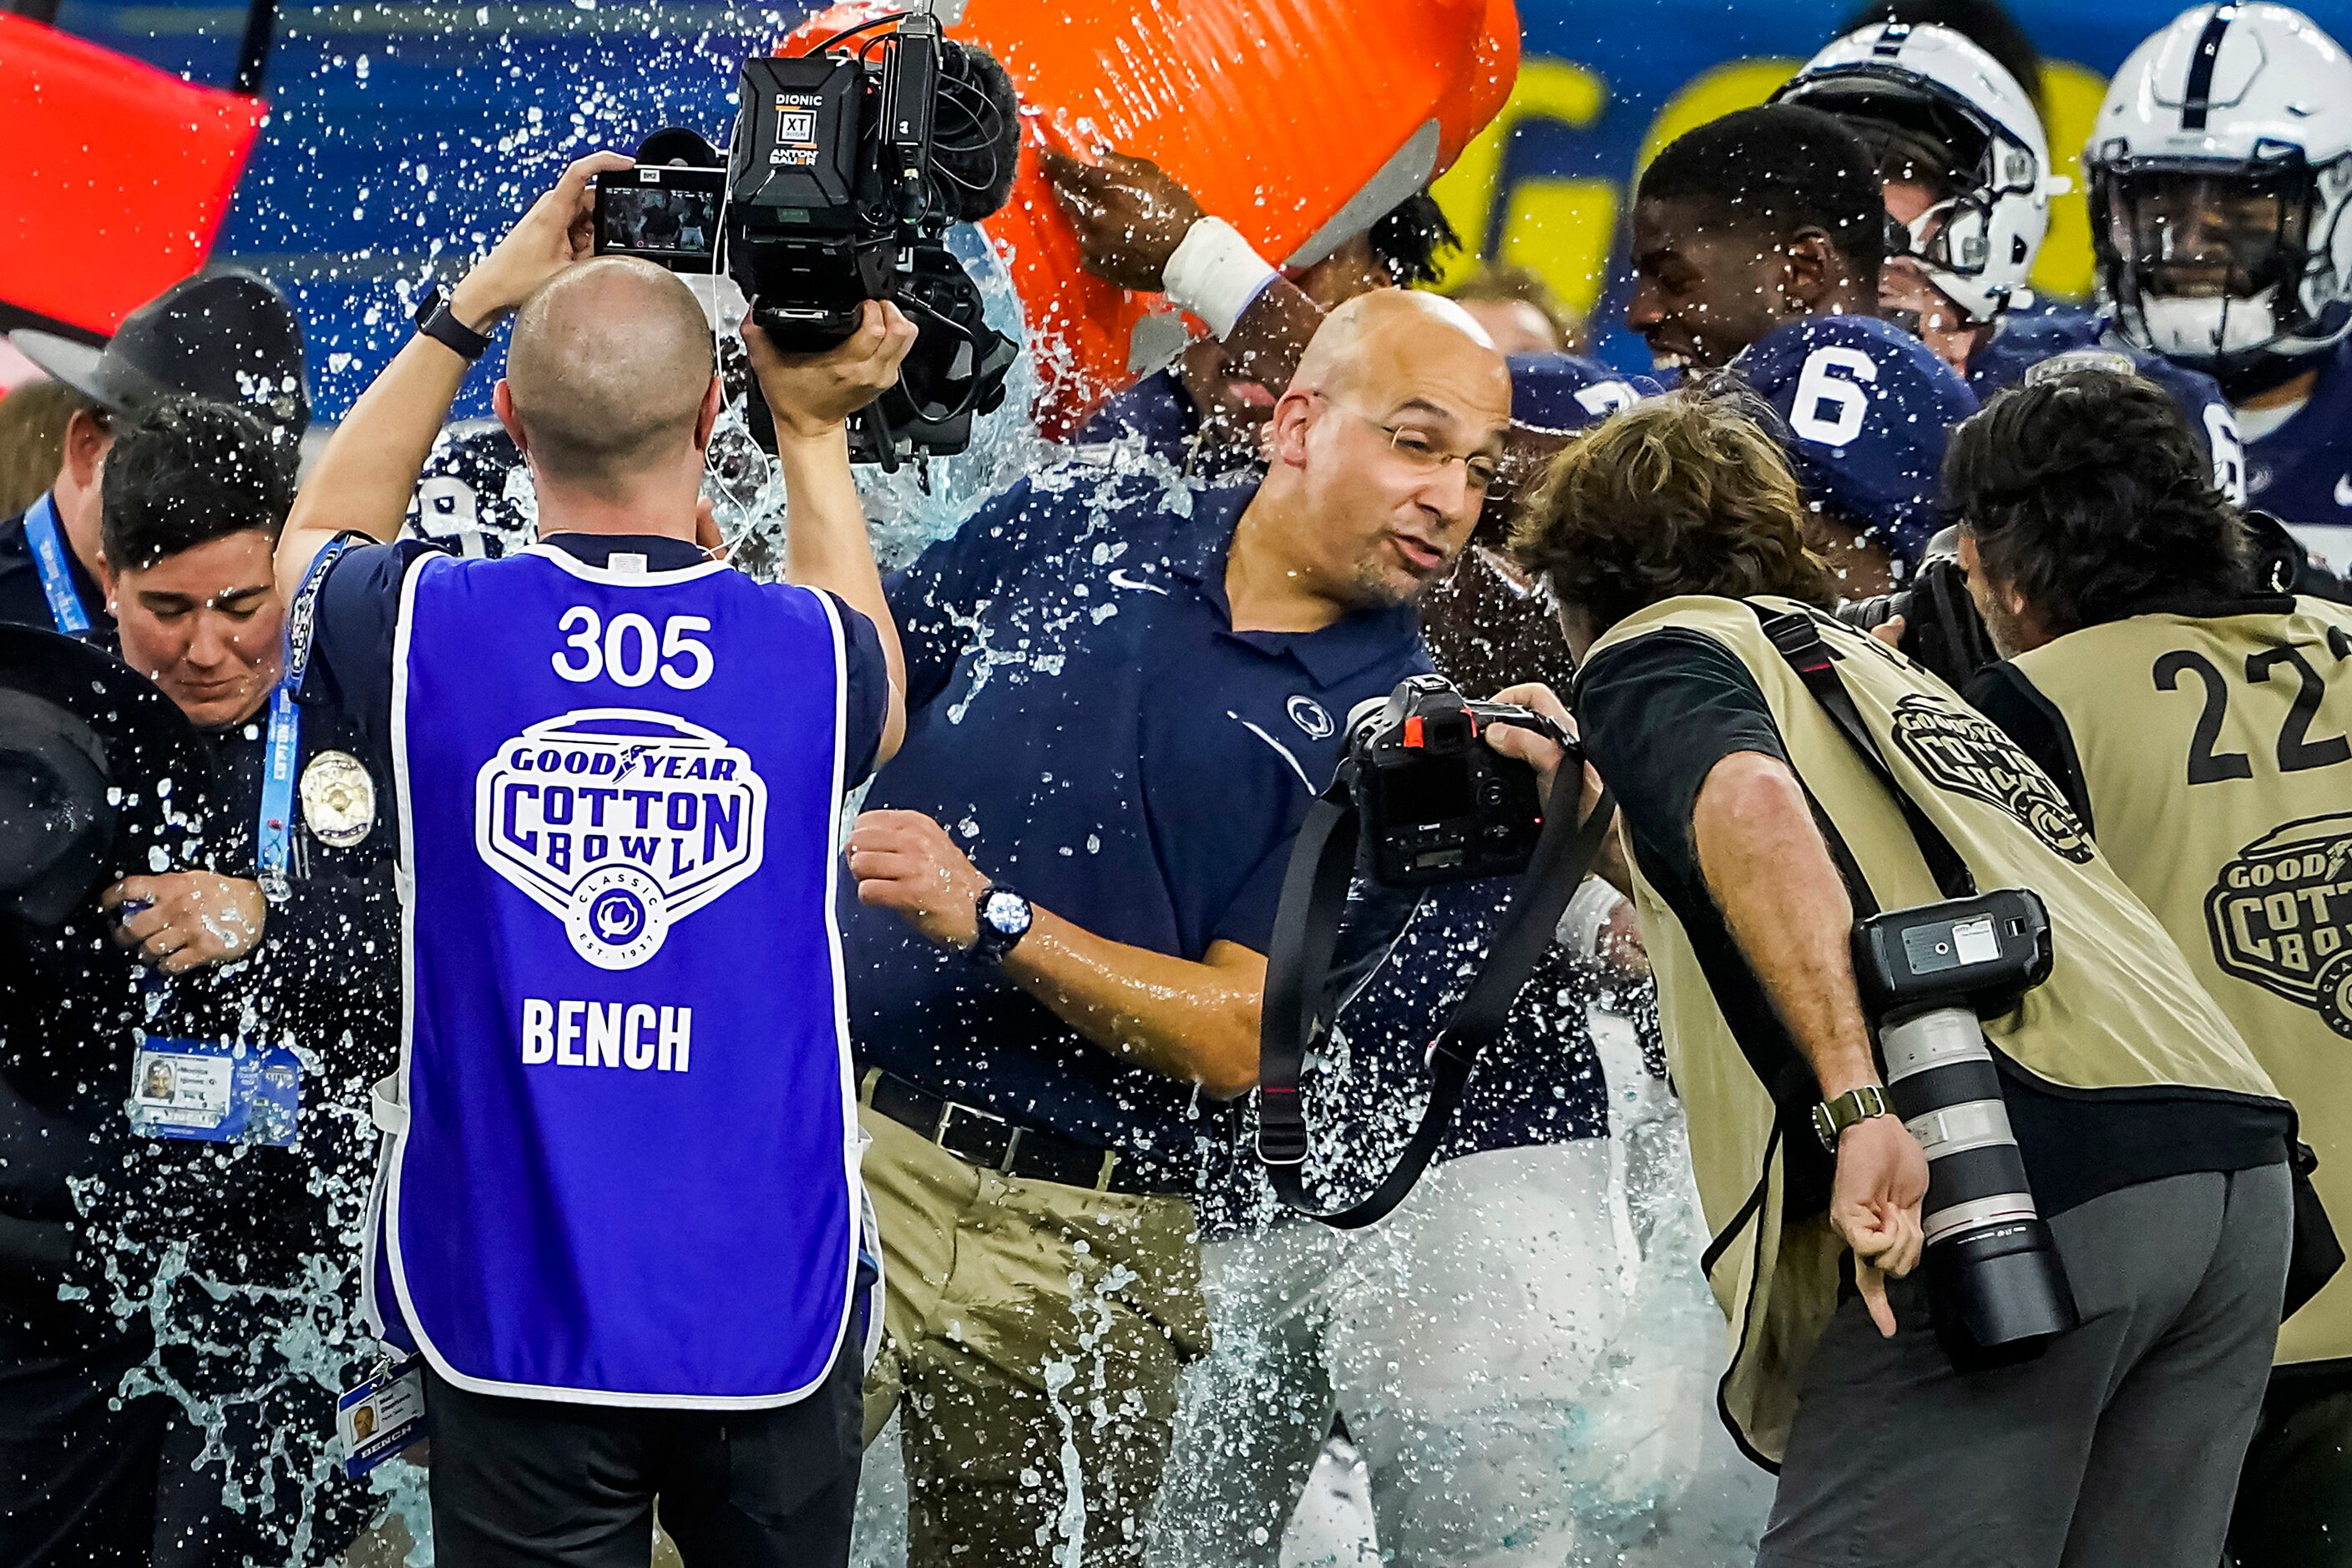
930, 41, 1021, 223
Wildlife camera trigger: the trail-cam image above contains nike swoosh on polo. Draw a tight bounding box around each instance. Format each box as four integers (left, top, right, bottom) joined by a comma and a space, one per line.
1107, 568, 1169, 594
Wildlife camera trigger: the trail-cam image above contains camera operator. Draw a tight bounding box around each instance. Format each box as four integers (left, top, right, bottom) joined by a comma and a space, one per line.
1, 397, 397, 1565
1498, 388, 2294, 1568
842, 287, 1505, 1568
271, 153, 914, 1567
1953, 367, 2352, 1568
0, 273, 309, 650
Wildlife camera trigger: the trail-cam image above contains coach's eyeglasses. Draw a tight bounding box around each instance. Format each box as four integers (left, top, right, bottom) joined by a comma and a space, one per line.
1308, 391, 1503, 493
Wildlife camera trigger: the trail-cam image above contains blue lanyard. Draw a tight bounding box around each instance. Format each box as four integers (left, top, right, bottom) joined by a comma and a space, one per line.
255, 683, 301, 904
23, 495, 92, 635
253, 536, 347, 905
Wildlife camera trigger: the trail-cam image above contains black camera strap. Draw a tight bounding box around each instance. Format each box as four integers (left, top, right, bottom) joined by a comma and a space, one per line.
1256, 766, 1617, 1229
1757, 606, 1976, 903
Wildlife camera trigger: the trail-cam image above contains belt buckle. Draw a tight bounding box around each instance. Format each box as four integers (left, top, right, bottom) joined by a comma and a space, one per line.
934, 1100, 1022, 1175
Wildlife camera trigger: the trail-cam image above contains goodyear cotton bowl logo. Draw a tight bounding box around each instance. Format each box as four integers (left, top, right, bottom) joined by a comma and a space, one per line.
1886, 693, 2094, 863
2206, 813, 2352, 1039
476, 710, 767, 970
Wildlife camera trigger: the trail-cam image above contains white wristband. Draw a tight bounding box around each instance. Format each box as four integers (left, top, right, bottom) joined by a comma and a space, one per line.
1161, 216, 1282, 341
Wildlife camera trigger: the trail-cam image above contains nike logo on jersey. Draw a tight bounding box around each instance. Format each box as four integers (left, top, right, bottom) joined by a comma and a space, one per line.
1107, 568, 1168, 594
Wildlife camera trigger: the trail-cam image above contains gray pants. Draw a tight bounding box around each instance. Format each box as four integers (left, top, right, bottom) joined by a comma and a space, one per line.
1760, 1162, 2292, 1568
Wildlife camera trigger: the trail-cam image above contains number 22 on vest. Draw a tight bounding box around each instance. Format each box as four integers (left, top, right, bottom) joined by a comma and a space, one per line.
551, 605, 716, 689
2154, 630, 2352, 786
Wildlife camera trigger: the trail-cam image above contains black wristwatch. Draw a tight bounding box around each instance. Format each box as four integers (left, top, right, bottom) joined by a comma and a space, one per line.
414, 285, 494, 362
968, 883, 1034, 966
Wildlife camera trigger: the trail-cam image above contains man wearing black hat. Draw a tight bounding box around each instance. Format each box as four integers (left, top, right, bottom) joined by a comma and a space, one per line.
0, 271, 309, 650
0, 396, 397, 1568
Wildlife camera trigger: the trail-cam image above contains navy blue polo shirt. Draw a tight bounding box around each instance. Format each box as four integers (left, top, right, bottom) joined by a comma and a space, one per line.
847, 470, 1434, 1181
292, 534, 891, 788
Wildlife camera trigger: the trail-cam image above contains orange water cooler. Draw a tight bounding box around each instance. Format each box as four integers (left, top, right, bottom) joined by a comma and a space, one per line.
788, 0, 1519, 434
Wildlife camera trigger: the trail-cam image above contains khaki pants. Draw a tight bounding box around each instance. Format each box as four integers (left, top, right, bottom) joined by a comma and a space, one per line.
857, 1102, 1209, 1568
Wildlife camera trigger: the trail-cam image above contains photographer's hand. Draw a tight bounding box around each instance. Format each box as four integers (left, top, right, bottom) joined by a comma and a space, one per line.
741, 301, 918, 440
1832, 1114, 1930, 1338
741, 301, 918, 771
1692, 751, 1929, 1338
1484, 682, 1631, 895
449, 150, 633, 328
279, 149, 631, 604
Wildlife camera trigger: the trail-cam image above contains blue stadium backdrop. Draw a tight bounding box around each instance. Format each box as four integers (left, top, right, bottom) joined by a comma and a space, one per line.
42, 0, 2352, 417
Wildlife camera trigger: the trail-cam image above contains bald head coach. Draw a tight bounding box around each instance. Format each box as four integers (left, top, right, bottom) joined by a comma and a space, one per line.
273, 153, 915, 1568
842, 287, 1510, 1565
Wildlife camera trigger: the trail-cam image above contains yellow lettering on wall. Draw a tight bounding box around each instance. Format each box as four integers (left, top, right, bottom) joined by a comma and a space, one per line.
2031, 58, 2111, 303
1432, 57, 1610, 309
1636, 58, 1801, 172
1496, 179, 1620, 316
1434, 50, 2114, 324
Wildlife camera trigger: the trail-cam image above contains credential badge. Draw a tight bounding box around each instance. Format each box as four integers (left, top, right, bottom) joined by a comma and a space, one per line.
301, 750, 378, 847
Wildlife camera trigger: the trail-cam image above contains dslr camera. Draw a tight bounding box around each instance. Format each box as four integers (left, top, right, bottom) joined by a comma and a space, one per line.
1345, 674, 1561, 888
1854, 889, 2079, 1366
595, 3, 1019, 468
1835, 526, 1997, 691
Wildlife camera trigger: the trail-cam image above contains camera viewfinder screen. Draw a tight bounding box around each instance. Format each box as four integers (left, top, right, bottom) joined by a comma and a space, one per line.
597, 182, 721, 263
1387, 762, 1474, 826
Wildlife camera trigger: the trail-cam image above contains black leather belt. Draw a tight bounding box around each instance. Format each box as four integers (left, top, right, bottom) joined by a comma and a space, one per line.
862, 1070, 1180, 1198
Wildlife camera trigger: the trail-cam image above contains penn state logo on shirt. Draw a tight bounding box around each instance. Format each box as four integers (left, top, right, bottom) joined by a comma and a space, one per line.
2205, 812, 2352, 1039
1884, 692, 2095, 864
475, 709, 768, 970
1287, 695, 1335, 741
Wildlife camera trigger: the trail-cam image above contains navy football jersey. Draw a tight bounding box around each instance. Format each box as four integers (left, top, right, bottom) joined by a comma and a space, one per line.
2241, 337, 2352, 574
1967, 308, 2251, 508
1729, 315, 1977, 570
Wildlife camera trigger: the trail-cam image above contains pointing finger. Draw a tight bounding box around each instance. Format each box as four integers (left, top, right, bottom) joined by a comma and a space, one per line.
1858, 1260, 1898, 1338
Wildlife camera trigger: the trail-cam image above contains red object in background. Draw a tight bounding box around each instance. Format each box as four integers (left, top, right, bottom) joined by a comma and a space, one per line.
785, 0, 1518, 437
0, 12, 266, 344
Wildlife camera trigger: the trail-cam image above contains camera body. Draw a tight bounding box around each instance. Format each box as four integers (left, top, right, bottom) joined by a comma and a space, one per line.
1347, 675, 1558, 888
729, 51, 923, 352
594, 9, 1018, 468
1854, 887, 2053, 1024
1854, 889, 2076, 1366
1836, 527, 1998, 692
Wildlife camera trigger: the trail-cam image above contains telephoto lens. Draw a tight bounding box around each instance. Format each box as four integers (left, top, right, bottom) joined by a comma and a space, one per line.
1855, 890, 2080, 1367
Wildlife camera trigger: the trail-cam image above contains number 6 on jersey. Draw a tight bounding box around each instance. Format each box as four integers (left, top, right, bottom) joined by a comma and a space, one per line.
1789, 346, 1879, 448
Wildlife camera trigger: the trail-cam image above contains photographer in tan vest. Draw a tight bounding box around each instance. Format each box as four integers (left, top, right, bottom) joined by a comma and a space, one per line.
1488, 388, 2295, 1568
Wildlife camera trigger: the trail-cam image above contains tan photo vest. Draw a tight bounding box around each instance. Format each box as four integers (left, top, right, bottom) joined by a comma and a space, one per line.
1586, 594, 2282, 1463
2006, 594, 2352, 1368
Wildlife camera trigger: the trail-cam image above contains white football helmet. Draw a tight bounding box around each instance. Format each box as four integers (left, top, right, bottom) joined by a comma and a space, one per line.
1776, 21, 2058, 322
2087, 4, 2352, 392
